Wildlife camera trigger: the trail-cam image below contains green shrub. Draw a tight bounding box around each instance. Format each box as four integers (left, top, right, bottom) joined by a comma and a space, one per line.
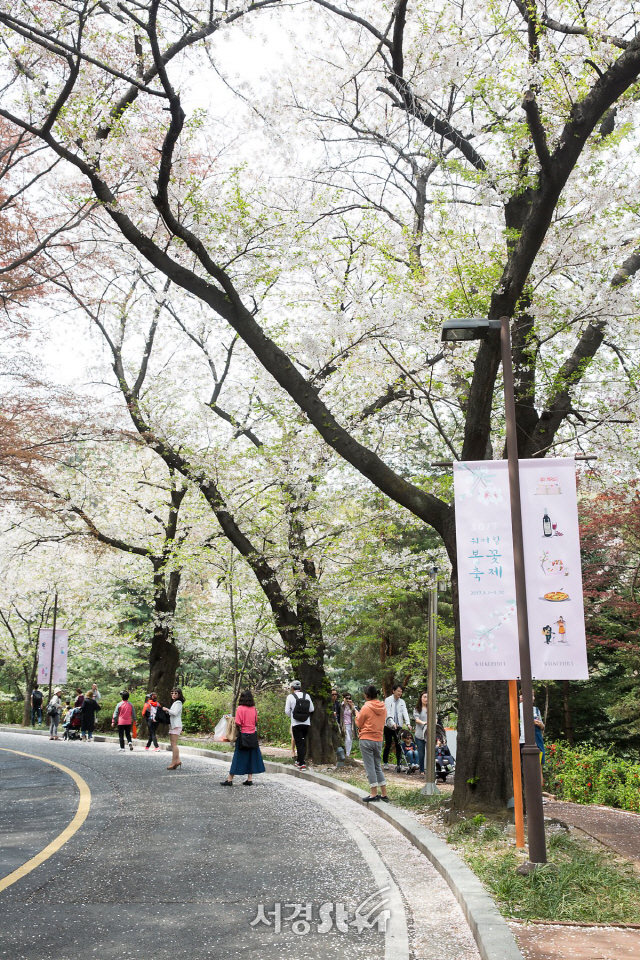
0, 701, 25, 724
545, 742, 640, 813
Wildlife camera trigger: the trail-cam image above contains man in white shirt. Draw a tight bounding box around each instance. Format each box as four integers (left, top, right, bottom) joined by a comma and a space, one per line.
383, 684, 410, 770
285, 680, 314, 771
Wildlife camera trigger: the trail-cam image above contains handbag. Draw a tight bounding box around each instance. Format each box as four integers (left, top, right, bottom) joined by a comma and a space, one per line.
155, 706, 171, 725
239, 730, 259, 750
224, 715, 238, 743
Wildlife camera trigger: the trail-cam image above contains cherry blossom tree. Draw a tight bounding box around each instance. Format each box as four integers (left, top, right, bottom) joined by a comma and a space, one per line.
0, 0, 639, 806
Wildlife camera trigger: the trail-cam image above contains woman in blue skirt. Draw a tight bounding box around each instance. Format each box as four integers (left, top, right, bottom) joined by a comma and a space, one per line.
221, 689, 266, 786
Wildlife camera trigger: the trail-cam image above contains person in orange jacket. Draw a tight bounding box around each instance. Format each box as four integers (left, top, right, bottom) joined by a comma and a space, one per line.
142, 692, 161, 751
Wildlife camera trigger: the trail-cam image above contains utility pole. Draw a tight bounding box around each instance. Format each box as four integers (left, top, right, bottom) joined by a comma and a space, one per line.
48, 592, 58, 702
421, 567, 439, 796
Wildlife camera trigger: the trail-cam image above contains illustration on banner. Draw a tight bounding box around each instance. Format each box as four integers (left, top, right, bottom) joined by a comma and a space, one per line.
542, 507, 563, 537
456, 464, 505, 504
541, 616, 568, 645
468, 600, 516, 651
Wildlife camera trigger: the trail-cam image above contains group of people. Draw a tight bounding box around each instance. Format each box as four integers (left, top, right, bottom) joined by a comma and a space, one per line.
30, 682, 185, 770
330, 684, 448, 774
31, 683, 102, 741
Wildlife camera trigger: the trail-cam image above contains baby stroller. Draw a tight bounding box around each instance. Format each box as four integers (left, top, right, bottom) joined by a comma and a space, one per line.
62, 706, 82, 741
399, 731, 420, 773
435, 740, 455, 782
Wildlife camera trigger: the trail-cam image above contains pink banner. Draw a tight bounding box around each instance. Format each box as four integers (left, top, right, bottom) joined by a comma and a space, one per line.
37, 628, 69, 685
453, 462, 520, 681
520, 459, 588, 680
454, 459, 588, 681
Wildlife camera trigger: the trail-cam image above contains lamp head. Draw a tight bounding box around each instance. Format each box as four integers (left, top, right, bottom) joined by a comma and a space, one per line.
440, 318, 501, 342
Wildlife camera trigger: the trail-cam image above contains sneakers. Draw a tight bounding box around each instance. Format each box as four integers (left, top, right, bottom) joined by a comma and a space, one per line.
380, 796, 390, 803
363, 795, 380, 803
145, 746, 150, 751
382, 763, 389, 770
129, 742, 134, 751
154, 747, 161, 752
293, 760, 301, 767
299, 764, 307, 771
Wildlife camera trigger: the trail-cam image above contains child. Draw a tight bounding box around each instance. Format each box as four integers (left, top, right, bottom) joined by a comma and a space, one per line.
401, 730, 419, 771
435, 737, 454, 780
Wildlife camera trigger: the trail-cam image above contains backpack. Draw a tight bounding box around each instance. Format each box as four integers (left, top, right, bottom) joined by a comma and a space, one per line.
292, 692, 311, 722
46, 700, 58, 717
32, 690, 43, 706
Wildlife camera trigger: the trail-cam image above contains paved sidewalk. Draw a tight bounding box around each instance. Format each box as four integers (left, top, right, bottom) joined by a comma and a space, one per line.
510, 799, 640, 959
544, 798, 640, 864
511, 922, 640, 960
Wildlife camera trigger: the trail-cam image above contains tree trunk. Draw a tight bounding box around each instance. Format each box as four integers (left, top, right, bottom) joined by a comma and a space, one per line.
143, 621, 179, 741
296, 657, 339, 764
23, 682, 32, 727
448, 567, 513, 812
563, 680, 574, 746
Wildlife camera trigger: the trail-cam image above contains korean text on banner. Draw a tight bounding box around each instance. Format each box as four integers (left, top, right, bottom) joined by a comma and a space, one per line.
37, 628, 69, 685
519, 459, 588, 680
453, 462, 520, 681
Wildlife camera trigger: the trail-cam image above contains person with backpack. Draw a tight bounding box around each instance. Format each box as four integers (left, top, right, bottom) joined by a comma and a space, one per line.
142, 692, 161, 751
285, 680, 314, 770
112, 690, 136, 751
80, 689, 100, 741
31, 685, 43, 727
47, 688, 63, 740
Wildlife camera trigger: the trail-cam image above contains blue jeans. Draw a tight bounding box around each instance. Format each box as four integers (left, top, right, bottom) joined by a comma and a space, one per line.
31, 706, 42, 726
416, 738, 426, 773
404, 748, 419, 766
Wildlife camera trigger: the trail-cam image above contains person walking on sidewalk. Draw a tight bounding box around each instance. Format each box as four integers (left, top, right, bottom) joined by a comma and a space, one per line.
339, 692, 358, 757
221, 689, 266, 786
80, 689, 100, 741
413, 691, 429, 774
383, 684, 410, 771
285, 680, 314, 770
356, 685, 389, 803
166, 688, 184, 770
142, 692, 161, 751
31, 685, 43, 727
112, 691, 136, 751
47, 688, 63, 740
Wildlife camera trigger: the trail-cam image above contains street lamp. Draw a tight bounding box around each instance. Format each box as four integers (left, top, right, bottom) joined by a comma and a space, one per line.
421, 565, 439, 797
441, 315, 547, 867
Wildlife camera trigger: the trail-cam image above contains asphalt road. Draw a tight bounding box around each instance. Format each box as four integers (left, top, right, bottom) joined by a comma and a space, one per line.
0, 733, 395, 960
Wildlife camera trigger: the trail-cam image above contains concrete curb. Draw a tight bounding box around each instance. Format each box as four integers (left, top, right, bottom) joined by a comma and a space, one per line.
1, 725, 523, 960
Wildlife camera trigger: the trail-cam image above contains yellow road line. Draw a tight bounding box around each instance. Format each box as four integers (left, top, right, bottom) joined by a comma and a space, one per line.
0, 747, 91, 894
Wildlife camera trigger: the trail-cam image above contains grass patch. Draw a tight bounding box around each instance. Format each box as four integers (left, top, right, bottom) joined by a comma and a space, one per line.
458, 827, 640, 923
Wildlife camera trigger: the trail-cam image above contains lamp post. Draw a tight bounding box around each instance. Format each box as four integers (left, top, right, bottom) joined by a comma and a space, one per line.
441, 315, 547, 866
421, 566, 439, 797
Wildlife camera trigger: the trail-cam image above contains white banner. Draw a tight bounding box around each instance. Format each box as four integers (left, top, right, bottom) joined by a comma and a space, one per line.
453, 462, 520, 681
37, 628, 69, 685
454, 459, 588, 681
520, 459, 588, 680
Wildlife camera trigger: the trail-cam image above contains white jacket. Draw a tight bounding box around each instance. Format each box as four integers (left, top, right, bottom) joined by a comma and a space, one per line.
285, 691, 315, 727
384, 694, 410, 728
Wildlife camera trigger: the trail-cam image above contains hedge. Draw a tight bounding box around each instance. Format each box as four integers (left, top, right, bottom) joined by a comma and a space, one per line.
545, 741, 640, 812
